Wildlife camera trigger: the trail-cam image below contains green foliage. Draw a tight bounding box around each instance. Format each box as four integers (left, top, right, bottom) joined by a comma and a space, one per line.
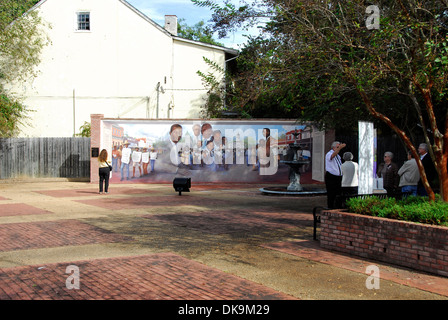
0, 0, 48, 136
177, 18, 223, 46
0, 0, 40, 30
0, 0, 47, 82
197, 56, 242, 118
346, 196, 448, 226
0, 85, 29, 137
75, 121, 91, 137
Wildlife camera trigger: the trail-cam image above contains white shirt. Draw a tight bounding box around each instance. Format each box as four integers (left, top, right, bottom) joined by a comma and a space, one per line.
121, 147, 131, 164
149, 152, 157, 160
169, 139, 181, 165
325, 149, 342, 176
341, 161, 359, 187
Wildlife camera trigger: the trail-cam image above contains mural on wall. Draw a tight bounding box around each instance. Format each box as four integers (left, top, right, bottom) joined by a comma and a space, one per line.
102, 119, 314, 183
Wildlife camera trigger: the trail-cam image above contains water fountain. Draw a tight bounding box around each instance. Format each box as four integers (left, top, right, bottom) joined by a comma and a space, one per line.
260, 128, 326, 196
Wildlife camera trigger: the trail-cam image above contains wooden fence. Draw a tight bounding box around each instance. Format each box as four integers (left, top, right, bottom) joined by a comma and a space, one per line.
0, 138, 90, 180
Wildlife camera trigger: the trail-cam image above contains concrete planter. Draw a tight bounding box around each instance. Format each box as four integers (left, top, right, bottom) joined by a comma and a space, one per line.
319, 210, 448, 277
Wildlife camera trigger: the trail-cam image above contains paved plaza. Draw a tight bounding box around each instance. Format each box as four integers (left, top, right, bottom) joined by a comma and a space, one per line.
0, 179, 447, 304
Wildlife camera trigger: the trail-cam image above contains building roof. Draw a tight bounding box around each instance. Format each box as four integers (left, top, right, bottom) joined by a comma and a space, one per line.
29, 0, 238, 56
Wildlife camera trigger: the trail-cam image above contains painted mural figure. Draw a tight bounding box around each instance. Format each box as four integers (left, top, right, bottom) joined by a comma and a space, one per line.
132, 147, 142, 178
149, 148, 157, 173
201, 140, 215, 171
257, 139, 269, 175
222, 136, 231, 170
142, 148, 150, 175
212, 130, 224, 170
191, 124, 202, 166
158, 124, 190, 176
120, 142, 131, 181
112, 145, 119, 172
201, 123, 213, 149
247, 144, 257, 171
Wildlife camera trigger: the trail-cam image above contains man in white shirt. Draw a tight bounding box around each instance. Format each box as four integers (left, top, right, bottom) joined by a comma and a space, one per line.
132, 147, 142, 178
191, 123, 202, 166
201, 123, 213, 149
325, 141, 346, 208
120, 142, 131, 181
159, 124, 191, 176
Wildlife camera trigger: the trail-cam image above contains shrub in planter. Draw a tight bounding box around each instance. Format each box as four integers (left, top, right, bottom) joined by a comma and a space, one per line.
345, 195, 448, 226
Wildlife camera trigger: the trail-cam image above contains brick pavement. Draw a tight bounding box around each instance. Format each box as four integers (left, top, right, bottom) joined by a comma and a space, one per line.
75, 194, 229, 210
36, 187, 155, 198
0, 203, 51, 217
145, 210, 313, 234
0, 181, 447, 302
0, 220, 132, 252
0, 253, 294, 300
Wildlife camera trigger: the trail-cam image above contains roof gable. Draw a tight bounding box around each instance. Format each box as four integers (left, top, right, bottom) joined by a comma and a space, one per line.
28, 0, 238, 55
28, 0, 170, 35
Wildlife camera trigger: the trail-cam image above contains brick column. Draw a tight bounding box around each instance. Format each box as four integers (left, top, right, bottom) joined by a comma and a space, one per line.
90, 114, 104, 184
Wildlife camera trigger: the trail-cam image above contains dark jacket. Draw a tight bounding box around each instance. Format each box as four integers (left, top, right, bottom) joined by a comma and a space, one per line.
377, 162, 399, 190
418, 153, 437, 188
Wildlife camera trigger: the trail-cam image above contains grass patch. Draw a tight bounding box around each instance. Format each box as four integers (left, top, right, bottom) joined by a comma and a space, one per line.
345, 195, 448, 226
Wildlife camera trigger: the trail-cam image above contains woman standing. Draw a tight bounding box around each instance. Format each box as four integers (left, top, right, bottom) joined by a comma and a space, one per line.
341, 152, 359, 195
98, 149, 112, 194
377, 151, 399, 197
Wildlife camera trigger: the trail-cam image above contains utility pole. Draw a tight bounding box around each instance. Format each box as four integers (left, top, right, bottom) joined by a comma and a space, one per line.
73, 89, 76, 137
156, 82, 160, 119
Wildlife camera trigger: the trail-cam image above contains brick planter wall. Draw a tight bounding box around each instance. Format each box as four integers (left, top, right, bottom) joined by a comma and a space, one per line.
320, 210, 448, 277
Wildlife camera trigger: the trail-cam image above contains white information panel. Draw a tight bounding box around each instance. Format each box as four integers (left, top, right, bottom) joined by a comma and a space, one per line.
358, 121, 374, 194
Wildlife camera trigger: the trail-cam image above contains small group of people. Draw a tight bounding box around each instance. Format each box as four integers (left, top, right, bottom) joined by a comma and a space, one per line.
96, 144, 158, 194
325, 141, 357, 208
167, 123, 277, 174
376, 143, 436, 198
114, 143, 158, 181
325, 141, 436, 208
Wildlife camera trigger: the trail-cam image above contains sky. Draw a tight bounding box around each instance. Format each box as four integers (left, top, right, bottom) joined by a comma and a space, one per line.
126, 0, 260, 49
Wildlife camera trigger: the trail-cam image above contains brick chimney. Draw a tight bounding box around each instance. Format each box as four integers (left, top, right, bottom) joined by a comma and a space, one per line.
165, 15, 178, 36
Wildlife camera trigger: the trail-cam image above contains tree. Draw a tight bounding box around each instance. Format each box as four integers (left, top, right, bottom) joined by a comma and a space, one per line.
193, 0, 448, 202
177, 18, 224, 46
0, 0, 48, 137
176, 18, 229, 118
0, 84, 29, 137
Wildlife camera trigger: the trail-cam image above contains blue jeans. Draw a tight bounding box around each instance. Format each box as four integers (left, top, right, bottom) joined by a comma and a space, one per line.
112, 157, 118, 172
120, 162, 129, 180
402, 185, 418, 196
150, 160, 156, 172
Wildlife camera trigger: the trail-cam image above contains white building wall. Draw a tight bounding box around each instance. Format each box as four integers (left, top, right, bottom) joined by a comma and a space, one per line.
171, 40, 226, 119
10, 0, 234, 137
